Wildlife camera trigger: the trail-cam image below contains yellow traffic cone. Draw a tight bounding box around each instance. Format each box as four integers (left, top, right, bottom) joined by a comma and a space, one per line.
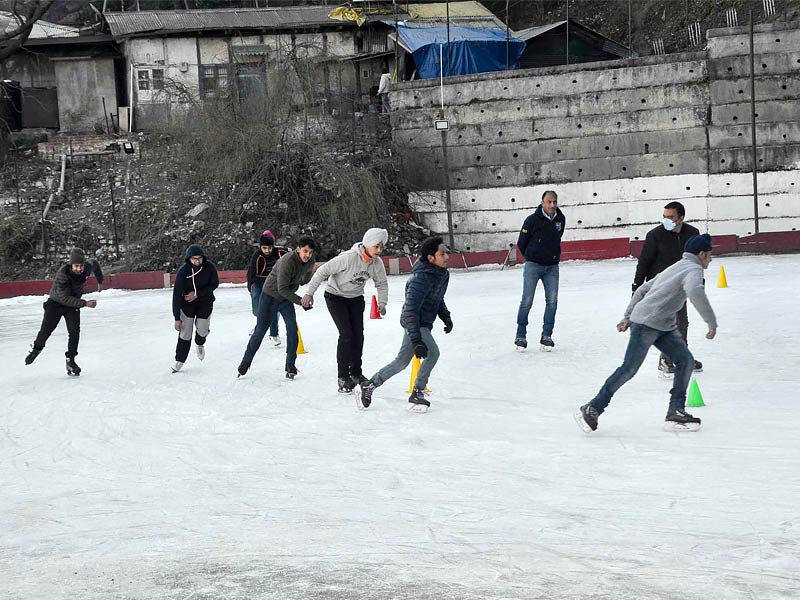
406, 355, 432, 394
296, 327, 307, 355
717, 265, 728, 288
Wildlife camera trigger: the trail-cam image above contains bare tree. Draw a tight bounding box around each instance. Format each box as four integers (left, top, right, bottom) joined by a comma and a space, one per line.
0, 0, 56, 64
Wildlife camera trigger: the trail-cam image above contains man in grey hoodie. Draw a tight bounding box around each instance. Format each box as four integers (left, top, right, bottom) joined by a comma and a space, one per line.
576, 234, 717, 433
302, 228, 389, 393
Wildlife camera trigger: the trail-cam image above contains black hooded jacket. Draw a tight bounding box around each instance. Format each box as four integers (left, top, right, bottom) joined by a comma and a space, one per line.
517, 205, 566, 266
47, 260, 104, 308
172, 244, 219, 320
633, 222, 701, 290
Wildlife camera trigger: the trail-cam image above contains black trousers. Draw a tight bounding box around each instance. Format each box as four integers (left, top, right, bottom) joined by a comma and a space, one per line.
324, 292, 365, 379
33, 299, 81, 358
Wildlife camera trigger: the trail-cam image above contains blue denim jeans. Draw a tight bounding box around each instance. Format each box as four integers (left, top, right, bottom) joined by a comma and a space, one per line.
370, 327, 440, 390
589, 323, 694, 414
250, 283, 279, 337
516, 261, 559, 339
243, 294, 298, 369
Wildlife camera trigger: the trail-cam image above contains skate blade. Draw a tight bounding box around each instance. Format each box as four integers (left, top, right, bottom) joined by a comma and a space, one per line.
67, 371, 80, 377
657, 371, 673, 380
573, 409, 593, 434
515, 345, 526, 353
407, 403, 428, 413
355, 390, 369, 410
286, 374, 296, 380
539, 345, 553, 352
663, 421, 701, 432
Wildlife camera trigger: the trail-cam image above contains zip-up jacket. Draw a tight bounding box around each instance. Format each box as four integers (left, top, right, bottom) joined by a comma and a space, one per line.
48, 260, 104, 308
172, 244, 219, 320
400, 259, 450, 345
517, 205, 566, 265
625, 253, 717, 332
246, 246, 287, 290
263, 249, 315, 305
633, 222, 700, 290
305, 243, 388, 308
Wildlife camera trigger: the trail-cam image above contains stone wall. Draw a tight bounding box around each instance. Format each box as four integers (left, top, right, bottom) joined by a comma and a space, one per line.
391, 22, 800, 252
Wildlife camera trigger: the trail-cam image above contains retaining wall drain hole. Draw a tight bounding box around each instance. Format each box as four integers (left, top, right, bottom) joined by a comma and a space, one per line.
557, 149, 562, 153
503, 86, 508, 90
536, 83, 541, 88
466, 246, 470, 250
738, 133, 743, 136
759, 159, 764, 163
578, 220, 583, 224
578, 124, 582, 128
454, 224, 458, 228
555, 104, 559, 108
471, 198, 476, 202
534, 171, 539, 176
766, 203, 771, 207
481, 109, 485, 113
686, 186, 691, 190
783, 135, 787, 139
578, 168, 583, 173
457, 178, 462, 182
669, 163, 674, 167
595, 95, 599, 100
738, 90, 744, 94
727, 67, 733, 72
497, 175, 502, 179
782, 85, 787, 90
634, 236, 640, 240
511, 198, 516, 202
513, 153, 518, 158
755, 113, 759, 117
433, 201, 437, 205
593, 192, 598, 197
458, 135, 462, 139
762, 64, 767, 68
605, 146, 610, 150
498, 131, 503, 136
776, 38, 781, 42
689, 69, 694, 73
616, 217, 622, 222
672, 117, 677, 122
642, 189, 647, 193
726, 182, 731, 185
721, 159, 726, 163
733, 116, 738, 120
517, 107, 521, 111
476, 156, 481, 161
622, 166, 627, 171
572, 79, 577, 83
492, 222, 496, 226
641, 98, 646, 103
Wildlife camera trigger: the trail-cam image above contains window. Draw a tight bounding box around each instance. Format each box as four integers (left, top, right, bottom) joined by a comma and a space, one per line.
199, 64, 229, 99
137, 69, 150, 91
152, 68, 164, 91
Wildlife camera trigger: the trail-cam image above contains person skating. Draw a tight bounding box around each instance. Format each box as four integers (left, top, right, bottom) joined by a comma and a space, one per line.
514, 190, 566, 352
171, 244, 219, 372
575, 234, 718, 434
633, 201, 702, 375
24, 247, 104, 376
354, 237, 452, 413
238, 236, 316, 380
301, 228, 389, 393
246, 230, 287, 345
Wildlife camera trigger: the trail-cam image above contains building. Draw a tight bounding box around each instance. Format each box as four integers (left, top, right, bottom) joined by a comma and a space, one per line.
515, 20, 633, 69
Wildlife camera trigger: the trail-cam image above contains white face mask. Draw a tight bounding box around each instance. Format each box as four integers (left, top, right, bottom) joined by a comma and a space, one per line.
662, 218, 677, 232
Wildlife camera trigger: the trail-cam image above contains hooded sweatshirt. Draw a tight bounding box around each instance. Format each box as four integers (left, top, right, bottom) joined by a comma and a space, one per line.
624, 252, 717, 332
172, 244, 219, 320
400, 258, 450, 344
48, 260, 104, 308
305, 243, 388, 308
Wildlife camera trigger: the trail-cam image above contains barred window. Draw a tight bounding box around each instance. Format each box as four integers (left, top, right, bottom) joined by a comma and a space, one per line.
137, 69, 150, 91
199, 64, 229, 99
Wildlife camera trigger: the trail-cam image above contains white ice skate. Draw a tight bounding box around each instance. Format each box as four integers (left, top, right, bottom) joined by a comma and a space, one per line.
663, 421, 701, 432
171, 361, 184, 373
539, 335, 555, 352
269, 335, 282, 347
407, 403, 429, 413
196, 345, 205, 360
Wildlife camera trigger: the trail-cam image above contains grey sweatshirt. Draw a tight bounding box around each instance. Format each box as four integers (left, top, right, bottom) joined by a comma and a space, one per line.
263, 250, 315, 305
305, 243, 388, 308
624, 252, 718, 331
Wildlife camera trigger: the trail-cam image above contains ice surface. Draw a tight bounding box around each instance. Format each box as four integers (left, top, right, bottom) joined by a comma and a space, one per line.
2, 255, 799, 599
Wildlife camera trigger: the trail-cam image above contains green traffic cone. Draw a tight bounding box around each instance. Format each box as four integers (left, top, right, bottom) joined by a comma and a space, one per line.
687, 378, 705, 407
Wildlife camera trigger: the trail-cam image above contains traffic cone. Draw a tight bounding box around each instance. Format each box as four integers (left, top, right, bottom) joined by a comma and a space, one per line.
370, 295, 381, 319
406, 356, 432, 394
296, 327, 307, 355
686, 378, 705, 407
717, 265, 728, 288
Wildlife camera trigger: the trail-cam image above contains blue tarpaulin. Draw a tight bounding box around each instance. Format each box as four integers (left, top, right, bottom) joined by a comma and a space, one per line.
397, 25, 526, 79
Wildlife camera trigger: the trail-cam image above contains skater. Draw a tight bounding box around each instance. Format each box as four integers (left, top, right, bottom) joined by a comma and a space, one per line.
246, 230, 287, 345
24, 247, 104, 376
301, 227, 389, 393
633, 201, 702, 375
171, 244, 219, 372
514, 190, 566, 352
238, 236, 316, 380
575, 234, 718, 434
354, 236, 452, 413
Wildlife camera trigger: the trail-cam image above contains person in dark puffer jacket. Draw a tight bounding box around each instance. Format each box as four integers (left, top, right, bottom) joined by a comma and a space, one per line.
246, 230, 287, 345
25, 247, 104, 376
171, 243, 219, 372
354, 236, 453, 413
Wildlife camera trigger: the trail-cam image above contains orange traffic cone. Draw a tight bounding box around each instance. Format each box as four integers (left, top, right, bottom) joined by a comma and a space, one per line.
370, 295, 382, 319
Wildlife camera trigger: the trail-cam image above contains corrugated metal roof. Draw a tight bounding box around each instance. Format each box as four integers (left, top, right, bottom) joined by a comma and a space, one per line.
513, 21, 566, 41
405, 2, 493, 19
105, 7, 343, 37
0, 11, 80, 39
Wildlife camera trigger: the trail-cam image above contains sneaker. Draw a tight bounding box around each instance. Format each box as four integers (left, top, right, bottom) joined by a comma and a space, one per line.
196, 344, 205, 361
237, 360, 250, 377
514, 337, 527, 352
338, 377, 354, 393
664, 408, 702, 432
25, 346, 42, 365
355, 381, 375, 409
574, 403, 599, 433
693, 359, 703, 372
172, 361, 184, 373
66, 357, 81, 376
286, 365, 298, 380
269, 335, 282, 347
408, 388, 431, 413
540, 335, 555, 352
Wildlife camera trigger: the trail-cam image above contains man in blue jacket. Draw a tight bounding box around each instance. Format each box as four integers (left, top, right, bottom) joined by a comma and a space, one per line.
515, 190, 566, 352
355, 237, 453, 413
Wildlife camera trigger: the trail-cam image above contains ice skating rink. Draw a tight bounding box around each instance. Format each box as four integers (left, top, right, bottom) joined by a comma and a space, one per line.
2, 254, 798, 599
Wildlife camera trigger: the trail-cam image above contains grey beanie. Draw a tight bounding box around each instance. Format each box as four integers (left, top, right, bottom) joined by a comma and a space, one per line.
69, 247, 86, 264
362, 227, 388, 248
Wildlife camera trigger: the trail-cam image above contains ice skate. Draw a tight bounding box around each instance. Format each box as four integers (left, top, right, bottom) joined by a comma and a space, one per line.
25, 346, 42, 365
337, 377, 354, 394
285, 365, 298, 380
574, 403, 599, 433
664, 408, 701, 432
237, 360, 250, 378
350, 373, 369, 387
196, 344, 205, 361
693, 359, 703, 372
355, 380, 375, 410
407, 389, 430, 413
269, 335, 282, 347
171, 361, 184, 373
66, 357, 81, 376
658, 356, 675, 380
514, 337, 527, 352
539, 335, 555, 352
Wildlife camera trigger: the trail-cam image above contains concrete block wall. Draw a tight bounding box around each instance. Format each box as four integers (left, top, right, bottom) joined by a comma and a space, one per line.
392, 23, 800, 251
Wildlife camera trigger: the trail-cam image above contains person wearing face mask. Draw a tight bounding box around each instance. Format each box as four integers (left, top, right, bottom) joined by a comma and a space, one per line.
301, 228, 389, 393
632, 201, 701, 375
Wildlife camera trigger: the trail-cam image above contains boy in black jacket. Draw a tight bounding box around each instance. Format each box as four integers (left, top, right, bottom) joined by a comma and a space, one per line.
246, 230, 287, 344
25, 247, 103, 375
515, 190, 566, 352
172, 244, 219, 372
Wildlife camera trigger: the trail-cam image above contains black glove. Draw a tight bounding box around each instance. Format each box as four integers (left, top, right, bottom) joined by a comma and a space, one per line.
631, 283, 639, 297
414, 342, 428, 359
443, 318, 453, 334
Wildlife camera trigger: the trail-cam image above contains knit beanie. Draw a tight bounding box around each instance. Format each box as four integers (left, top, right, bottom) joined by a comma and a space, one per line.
260, 230, 275, 246
69, 247, 86, 264
362, 227, 388, 248
684, 233, 712, 254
